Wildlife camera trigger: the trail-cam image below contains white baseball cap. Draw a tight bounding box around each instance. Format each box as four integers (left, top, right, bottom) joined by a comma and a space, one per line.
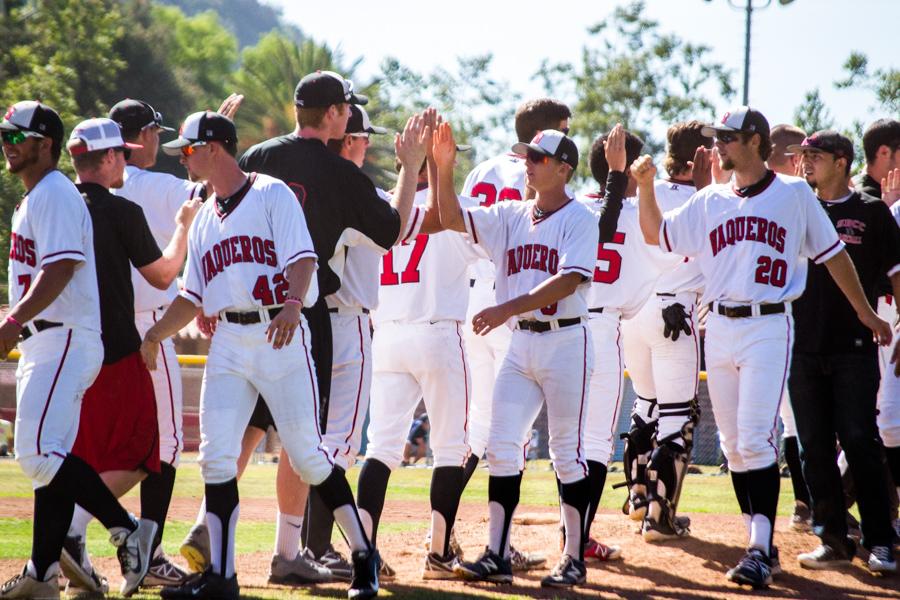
512, 129, 579, 170
67, 118, 142, 155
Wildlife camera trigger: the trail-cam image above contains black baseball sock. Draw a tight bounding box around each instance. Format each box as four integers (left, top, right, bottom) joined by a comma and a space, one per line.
355, 459, 391, 547
205, 479, 239, 577
46, 454, 132, 531
560, 477, 591, 561
302, 486, 334, 557
462, 454, 480, 487
429, 466, 465, 556
746, 463, 780, 554
783, 436, 810, 507
141, 462, 177, 553
884, 445, 900, 490
314, 467, 370, 552
487, 473, 522, 557
31, 485, 75, 580
586, 460, 608, 532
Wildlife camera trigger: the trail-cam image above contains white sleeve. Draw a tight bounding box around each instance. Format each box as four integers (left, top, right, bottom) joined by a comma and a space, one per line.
30, 188, 88, 266
269, 183, 318, 271
158, 172, 202, 216
891, 199, 900, 226
462, 200, 506, 263
179, 220, 204, 307
798, 186, 844, 263
659, 192, 706, 257
559, 210, 599, 279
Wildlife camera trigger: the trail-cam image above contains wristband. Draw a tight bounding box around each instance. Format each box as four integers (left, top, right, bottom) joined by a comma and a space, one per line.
5, 315, 23, 329
284, 298, 303, 306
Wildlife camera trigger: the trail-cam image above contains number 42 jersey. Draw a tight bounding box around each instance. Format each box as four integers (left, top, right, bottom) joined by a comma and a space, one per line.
180, 173, 319, 315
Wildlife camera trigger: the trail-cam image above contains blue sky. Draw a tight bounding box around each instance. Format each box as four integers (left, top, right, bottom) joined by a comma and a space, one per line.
268, 0, 895, 145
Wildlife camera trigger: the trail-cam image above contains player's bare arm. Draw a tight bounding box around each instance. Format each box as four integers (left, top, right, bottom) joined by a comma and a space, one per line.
140, 295, 201, 369
265, 257, 315, 350
472, 272, 584, 336
823, 250, 892, 345
391, 114, 428, 243
138, 197, 201, 289
419, 107, 443, 234
633, 155, 663, 246
0, 259, 79, 358
433, 122, 466, 233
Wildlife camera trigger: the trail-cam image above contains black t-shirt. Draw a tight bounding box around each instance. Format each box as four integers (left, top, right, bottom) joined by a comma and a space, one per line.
238, 134, 401, 296
78, 183, 162, 364
853, 172, 882, 199
793, 191, 900, 355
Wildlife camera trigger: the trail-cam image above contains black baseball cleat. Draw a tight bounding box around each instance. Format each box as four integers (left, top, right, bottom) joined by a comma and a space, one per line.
159, 569, 239, 600
726, 548, 773, 590
540, 554, 587, 588
348, 548, 379, 600
453, 546, 513, 584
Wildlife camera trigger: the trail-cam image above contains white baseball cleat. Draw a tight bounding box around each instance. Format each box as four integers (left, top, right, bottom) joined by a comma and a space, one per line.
111, 518, 157, 597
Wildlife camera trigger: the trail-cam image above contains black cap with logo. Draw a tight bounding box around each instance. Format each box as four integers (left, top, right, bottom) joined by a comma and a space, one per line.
512, 129, 579, 170
1, 101, 64, 142
701, 106, 770, 138
295, 71, 367, 108
108, 99, 175, 133
161, 111, 237, 155
786, 130, 854, 163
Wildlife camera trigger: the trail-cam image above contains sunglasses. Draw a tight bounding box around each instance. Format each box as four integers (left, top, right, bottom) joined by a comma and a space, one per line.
113, 147, 132, 161
1, 130, 45, 145
180, 141, 207, 157
715, 132, 742, 144
526, 149, 550, 164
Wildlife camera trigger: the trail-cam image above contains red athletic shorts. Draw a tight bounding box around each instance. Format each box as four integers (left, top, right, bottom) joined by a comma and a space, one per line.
72, 351, 160, 474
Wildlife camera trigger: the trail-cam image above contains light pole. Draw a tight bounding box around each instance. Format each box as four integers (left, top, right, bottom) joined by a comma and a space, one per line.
706, 0, 796, 105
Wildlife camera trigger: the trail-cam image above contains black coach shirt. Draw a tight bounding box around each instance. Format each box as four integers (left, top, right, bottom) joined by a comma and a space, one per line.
238, 134, 401, 296
793, 191, 900, 355
78, 183, 162, 364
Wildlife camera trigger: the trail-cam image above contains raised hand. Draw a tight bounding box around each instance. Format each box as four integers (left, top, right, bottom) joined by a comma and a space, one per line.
881, 167, 900, 203
432, 122, 457, 170
604, 123, 626, 173
630, 154, 657, 187
690, 146, 713, 190
217, 93, 244, 120
396, 114, 427, 169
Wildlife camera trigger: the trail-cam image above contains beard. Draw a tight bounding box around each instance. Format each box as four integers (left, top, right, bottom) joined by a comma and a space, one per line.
5, 143, 40, 174
720, 155, 735, 171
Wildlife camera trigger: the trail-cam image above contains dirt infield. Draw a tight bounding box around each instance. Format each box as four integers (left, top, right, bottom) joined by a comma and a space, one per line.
2, 497, 898, 599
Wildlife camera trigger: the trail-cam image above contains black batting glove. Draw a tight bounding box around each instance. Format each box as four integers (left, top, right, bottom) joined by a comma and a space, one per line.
662, 302, 692, 341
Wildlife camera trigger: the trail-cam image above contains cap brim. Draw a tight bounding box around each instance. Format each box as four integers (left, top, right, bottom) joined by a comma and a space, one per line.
367, 125, 388, 135
455, 144, 472, 153
124, 142, 143, 150
0, 121, 22, 131
700, 125, 741, 137
161, 137, 192, 156
511, 141, 548, 156
157, 124, 176, 132
349, 93, 368, 106
784, 143, 824, 155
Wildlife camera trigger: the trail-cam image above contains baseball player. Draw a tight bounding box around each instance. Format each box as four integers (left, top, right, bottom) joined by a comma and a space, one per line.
357, 112, 478, 580
579, 126, 682, 561
457, 99, 570, 571
619, 121, 709, 542
141, 110, 410, 600
432, 123, 620, 588
633, 105, 892, 589
0, 101, 156, 599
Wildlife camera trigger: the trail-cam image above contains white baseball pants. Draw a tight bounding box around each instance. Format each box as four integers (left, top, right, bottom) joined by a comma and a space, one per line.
583, 311, 625, 466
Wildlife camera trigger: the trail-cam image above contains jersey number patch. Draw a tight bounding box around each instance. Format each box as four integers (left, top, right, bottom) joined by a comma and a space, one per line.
593, 232, 625, 284
381, 234, 429, 286
470, 182, 522, 207
754, 256, 787, 288
252, 273, 289, 305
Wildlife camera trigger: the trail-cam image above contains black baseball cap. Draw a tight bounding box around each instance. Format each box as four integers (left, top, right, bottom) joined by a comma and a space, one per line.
109, 99, 174, 132
161, 111, 237, 155
1, 101, 64, 142
346, 105, 386, 135
701, 106, 770, 138
295, 71, 367, 108
786, 130, 854, 163
512, 129, 578, 170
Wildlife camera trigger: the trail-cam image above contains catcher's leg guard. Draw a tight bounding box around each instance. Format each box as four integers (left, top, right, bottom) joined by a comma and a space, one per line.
613, 398, 658, 520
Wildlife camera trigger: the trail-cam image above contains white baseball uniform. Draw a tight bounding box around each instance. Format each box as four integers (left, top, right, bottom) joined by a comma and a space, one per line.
179, 173, 333, 486
365, 189, 478, 470
113, 165, 201, 466
10, 170, 103, 486
460, 153, 526, 458
660, 173, 843, 472
462, 197, 597, 484
877, 201, 900, 447
582, 196, 682, 466
623, 179, 704, 441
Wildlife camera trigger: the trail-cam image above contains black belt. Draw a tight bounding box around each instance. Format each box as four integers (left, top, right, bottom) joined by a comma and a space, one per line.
710, 302, 786, 318
223, 307, 282, 325
518, 317, 581, 333
21, 319, 63, 340
588, 307, 604, 314
328, 307, 369, 314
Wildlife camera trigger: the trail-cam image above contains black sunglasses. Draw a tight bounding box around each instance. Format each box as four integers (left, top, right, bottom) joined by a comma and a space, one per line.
715, 131, 742, 144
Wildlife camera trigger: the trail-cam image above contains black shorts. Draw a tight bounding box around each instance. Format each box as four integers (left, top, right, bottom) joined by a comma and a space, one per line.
248, 395, 276, 432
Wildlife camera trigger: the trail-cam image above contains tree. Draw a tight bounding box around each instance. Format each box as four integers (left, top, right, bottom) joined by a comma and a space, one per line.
793, 88, 834, 134
535, 0, 735, 178
157, 0, 304, 48
835, 51, 900, 116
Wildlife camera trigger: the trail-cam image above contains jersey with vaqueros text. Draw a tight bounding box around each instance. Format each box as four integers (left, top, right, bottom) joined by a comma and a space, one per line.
463, 197, 597, 322
659, 172, 843, 305
582, 196, 681, 319
372, 188, 481, 325
113, 165, 203, 312
652, 179, 704, 295
9, 170, 100, 332
180, 173, 318, 315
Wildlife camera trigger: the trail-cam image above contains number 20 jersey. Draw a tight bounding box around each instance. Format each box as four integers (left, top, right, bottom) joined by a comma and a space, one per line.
660, 173, 843, 305
180, 173, 318, 315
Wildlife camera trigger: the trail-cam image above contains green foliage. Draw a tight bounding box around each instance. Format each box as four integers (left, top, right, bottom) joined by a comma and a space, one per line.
535, 0, 735, 180
792, 88, 835, 134
835, 51, 900, 116
156, 0, 303, 48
